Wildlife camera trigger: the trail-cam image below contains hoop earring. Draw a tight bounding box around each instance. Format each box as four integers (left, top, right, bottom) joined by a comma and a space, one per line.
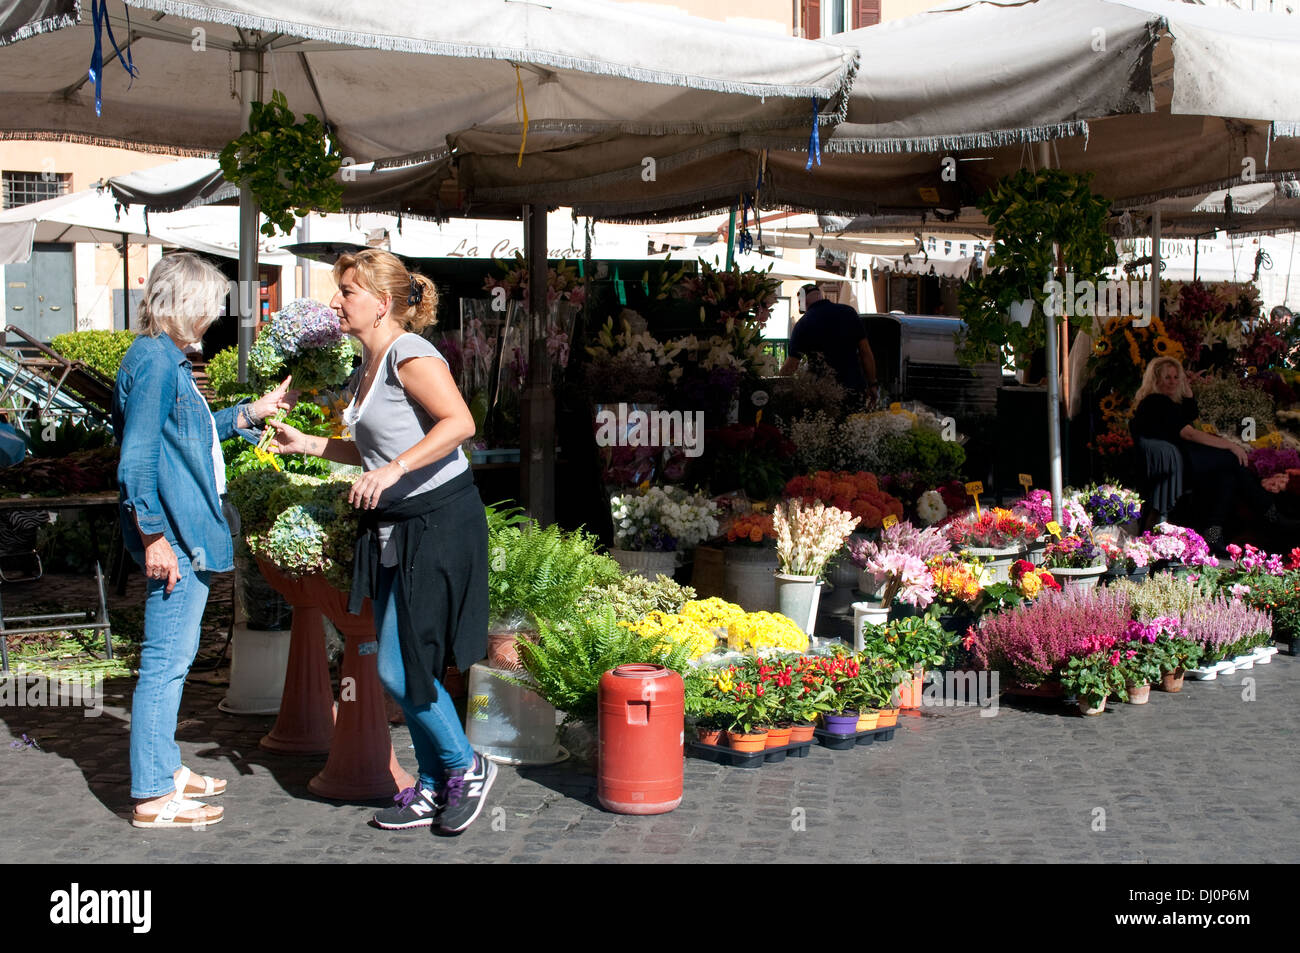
373, 314, 384, 329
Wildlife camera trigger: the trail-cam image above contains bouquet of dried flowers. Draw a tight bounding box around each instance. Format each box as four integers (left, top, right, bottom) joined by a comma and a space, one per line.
772, 499, 860, 577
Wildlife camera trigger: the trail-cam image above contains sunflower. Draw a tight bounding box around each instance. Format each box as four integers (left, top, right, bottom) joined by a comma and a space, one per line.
1124, 330, 1141, 366
1093, 337, 1112, 356
1099, 393, 1119, 414
1153, 335, 1172, 355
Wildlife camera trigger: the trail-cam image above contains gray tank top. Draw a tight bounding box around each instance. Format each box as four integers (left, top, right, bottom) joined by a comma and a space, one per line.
344, 333, 469, 564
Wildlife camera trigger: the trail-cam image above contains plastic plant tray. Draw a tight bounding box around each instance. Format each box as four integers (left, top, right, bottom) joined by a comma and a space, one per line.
813, 724, 898, 750
686, 739, 814, 769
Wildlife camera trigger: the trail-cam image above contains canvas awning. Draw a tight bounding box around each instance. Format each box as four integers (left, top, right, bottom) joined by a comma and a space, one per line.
0, 0, 858, 166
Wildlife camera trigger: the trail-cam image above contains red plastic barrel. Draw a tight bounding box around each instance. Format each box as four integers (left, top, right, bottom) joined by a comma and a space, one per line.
597, 663, 683, 814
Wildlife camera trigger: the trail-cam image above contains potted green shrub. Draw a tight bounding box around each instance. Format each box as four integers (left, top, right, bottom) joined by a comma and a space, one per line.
1060, 651, 1129, 716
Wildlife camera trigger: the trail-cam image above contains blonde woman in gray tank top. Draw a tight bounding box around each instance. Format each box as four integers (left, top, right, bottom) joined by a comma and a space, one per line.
267, 249, 497, 835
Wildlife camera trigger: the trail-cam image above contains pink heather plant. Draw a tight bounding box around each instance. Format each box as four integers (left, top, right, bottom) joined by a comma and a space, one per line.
1181, 595, 1272, 661
966, 587, 1132, 686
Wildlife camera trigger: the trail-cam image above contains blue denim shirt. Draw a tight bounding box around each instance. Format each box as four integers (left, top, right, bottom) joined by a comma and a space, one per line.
113, 334, 259, 573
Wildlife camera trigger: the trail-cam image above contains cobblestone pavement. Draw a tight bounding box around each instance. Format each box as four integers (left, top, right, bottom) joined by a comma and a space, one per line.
1, 649, 1297, 864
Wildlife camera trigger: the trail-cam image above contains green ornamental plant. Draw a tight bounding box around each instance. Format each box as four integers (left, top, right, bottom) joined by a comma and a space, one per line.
218, 90, 344, 238
1060, 651, 1129, 707
50, 330, 136, 382
510, 606, 691, 724
487, 514, 622, 631
958, 169, 1116, 371
575, 573, 696, 623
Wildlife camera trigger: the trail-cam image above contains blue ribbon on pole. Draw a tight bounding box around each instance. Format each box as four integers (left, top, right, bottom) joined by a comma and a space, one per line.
89, 0, 139, 117
805, 98, 821, 171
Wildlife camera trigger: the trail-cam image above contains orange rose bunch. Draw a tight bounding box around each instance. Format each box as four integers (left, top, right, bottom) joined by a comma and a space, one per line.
726, 512, 775, 546
784, 470, 904, 530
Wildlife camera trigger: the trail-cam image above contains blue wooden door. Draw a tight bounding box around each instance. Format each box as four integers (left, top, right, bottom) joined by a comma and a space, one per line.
4, 242, 75, 341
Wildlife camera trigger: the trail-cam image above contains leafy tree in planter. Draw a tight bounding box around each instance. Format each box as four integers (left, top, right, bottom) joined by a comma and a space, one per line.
219, 90, 343, 238
957, 169, 1116, 372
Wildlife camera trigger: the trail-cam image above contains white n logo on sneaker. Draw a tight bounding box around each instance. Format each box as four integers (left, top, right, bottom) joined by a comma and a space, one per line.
468, 782, 484, 798
412, 802, 434, 816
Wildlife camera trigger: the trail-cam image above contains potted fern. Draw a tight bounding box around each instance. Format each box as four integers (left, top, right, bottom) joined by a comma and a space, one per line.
509, 607, 692, 763
486, 505, 621, 670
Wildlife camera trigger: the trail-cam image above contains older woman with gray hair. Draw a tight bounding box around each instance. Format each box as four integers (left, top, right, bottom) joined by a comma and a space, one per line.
114, 252, 293, 828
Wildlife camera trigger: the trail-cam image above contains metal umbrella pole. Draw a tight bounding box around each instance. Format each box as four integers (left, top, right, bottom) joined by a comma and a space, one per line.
236, 46, 263, 385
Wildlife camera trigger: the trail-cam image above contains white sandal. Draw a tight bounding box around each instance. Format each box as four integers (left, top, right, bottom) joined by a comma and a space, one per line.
131, 767, 224, 829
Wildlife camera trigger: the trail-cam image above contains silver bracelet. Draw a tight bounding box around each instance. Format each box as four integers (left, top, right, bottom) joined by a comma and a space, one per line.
394, 457, 410, 474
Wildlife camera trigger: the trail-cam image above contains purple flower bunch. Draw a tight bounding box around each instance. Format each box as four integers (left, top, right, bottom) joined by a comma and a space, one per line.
967, 587, 1131, 685
1081, 485, 1142, 526
1248, 446, 1300, 479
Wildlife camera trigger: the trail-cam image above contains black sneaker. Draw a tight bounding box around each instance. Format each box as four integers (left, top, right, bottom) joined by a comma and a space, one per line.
372, 784, 441, 830
435, 753, 497, 835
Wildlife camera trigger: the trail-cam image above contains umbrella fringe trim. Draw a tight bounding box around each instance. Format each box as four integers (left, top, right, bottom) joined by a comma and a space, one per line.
741, 121, 1090, 155
1117, 170, 1300, 209
131, 0, 860, 105
0, 128, 215, 157
1, 7, 80, 47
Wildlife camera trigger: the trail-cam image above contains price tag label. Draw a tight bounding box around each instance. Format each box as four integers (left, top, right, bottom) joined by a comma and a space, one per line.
889, 402, 902, 414
1046, 520, 1062, 537
964, 480, 983, 518
882, 514, 898, 529
1018, 473, 1033, 492
754, 409, 763, 426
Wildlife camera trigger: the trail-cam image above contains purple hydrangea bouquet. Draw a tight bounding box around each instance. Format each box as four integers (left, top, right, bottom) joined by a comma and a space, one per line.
249, 298, 356, 394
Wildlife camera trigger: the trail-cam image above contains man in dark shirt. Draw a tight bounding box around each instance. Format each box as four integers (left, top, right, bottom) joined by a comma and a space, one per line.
780, 284, 877, 399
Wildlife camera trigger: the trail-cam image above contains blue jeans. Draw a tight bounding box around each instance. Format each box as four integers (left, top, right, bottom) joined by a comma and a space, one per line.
374, 564, 475, 789
130, 551, 211, 799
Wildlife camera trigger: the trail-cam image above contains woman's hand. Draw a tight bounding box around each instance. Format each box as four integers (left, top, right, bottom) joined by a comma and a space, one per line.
1181, 370, 1197, 400
264, 418, 318, 456
348, 463, 404, 510
251, 376, 298, 422
142, 534, 181, 594
1230, 442, 1249, 467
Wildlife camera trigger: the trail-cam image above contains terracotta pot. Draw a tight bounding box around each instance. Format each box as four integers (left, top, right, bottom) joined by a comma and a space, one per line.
1126, 683, 1151, 705
855, 710, 880, 731
696, 726, 723, 746
896, 667, 925, 710
1078, 697, 1106, 716
789, 722, 816, 743
486, 626, 538, 671
1160, 669, 1185, 693
875, 707, 900, 728
764, 725, 793, 748
726, 729, 768, 752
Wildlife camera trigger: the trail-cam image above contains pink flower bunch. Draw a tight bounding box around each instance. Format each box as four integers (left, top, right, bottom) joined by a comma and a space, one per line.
1124, 619, 1159, 644
1225, 543, 1285, 575
866, 551, 936, 609
1141, 523, 1218, 567
848, 519, 951, 569
967, 587, 1131, 685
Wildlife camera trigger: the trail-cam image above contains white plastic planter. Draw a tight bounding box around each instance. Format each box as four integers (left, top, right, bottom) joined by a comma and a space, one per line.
219, 623, 291, 715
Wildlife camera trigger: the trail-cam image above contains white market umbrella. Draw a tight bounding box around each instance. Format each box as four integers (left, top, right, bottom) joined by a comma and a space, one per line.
0, 188, 166, 265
